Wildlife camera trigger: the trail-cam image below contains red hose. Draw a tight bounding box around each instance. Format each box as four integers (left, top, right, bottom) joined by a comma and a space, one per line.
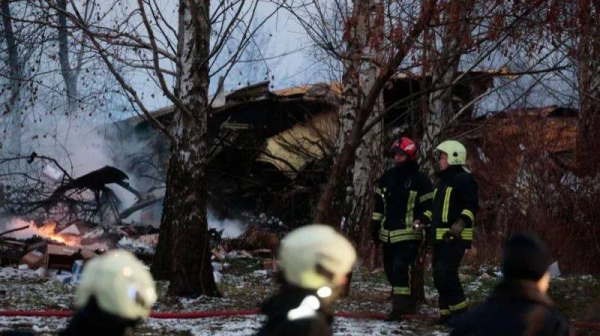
0, 310, 598, 330
150, 310, 259, 318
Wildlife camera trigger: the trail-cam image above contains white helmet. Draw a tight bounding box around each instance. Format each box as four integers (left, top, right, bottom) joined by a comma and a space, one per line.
436, 140, 467, 165
75, 250, 157, 320
278, 224, 356, 290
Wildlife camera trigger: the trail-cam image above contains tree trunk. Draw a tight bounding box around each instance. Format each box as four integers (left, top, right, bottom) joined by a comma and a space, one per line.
57, 0, 78, 109
323, 0, 364, 229
313, 0, 435, 225
575, 16, 600, 175
417, 0, 475, 304
151, 0, 218, 297
1, 0, 22, 153
343, 0, 384, 245
420, 0, 475, 175
420, 66, 458, 175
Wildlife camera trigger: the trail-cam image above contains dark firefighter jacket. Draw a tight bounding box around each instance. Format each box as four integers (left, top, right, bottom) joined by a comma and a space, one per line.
428, 165, 478, 247
450, 280, 573, 336
371, 161, 434, 244
59, 297, 141, 336
256, 284, 333, 336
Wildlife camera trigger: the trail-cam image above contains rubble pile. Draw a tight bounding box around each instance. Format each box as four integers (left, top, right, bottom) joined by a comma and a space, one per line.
210, 213, 291, 282
0, 220, 160, 284
1, 211, 290, 285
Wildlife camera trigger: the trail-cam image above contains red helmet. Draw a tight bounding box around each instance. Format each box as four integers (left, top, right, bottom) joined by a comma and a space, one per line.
391, 137, 417, 160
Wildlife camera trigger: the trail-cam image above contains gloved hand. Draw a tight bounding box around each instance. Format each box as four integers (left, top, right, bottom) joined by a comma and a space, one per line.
448, 219, 466, 240
412, 219, 422, 231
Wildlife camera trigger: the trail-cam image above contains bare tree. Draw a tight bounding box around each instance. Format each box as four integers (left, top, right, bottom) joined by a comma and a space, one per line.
337, 0, 385, 249
1, 0, 24, 152
297, 0, 436, 227
56, 0, 89, 110
286, 0, 572, 303
568, 2, 600, 174
42, 0, 286, 296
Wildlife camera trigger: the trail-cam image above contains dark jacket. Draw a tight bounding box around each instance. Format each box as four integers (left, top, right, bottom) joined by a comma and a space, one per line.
428, 165, 478, 247
256, 285, 333, 336
59, 298, 140, 336
450, 280, 573, 336
371, 161, 434, 244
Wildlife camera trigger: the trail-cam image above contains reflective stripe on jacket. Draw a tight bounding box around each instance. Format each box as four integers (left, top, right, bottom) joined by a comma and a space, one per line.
429, 165, 479, 246
371, 161, 433, 244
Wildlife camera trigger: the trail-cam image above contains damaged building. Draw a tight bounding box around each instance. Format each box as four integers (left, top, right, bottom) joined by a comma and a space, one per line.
109, 71, 498, 226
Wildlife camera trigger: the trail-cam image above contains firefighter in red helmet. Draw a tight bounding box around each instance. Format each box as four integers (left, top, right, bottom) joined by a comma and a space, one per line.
370, 137, 433, 321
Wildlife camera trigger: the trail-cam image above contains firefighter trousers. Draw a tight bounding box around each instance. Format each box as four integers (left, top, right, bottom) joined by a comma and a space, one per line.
382, 240, 420, 296
432, 240, 468, 317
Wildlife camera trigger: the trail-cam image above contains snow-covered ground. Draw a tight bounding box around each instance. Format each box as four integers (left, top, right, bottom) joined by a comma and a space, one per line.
1, 260, 598, 335
0, 315, 449, 336
0, 264, 450, 335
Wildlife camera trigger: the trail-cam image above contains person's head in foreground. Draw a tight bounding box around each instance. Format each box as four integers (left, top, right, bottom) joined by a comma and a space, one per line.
502, 233, 553, 292
61, 249, 157, 336
449, 233, 573, 336
257, 224, 356, 336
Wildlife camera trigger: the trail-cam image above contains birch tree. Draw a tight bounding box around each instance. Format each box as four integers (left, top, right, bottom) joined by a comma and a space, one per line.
419, 0, 478, 175
330, 0, 385, 243
289, 0, 436, 227
46, 0, 285, 296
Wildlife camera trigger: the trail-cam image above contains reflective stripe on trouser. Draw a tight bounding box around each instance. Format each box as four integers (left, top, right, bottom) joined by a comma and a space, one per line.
380, 228, 423, 243
435, 228, 474, 241
432, 240, 467, 314
382, 241, 420, 297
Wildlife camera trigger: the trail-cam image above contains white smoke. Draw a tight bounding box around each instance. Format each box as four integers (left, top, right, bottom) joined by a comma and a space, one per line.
0, 218, 37, 240
207, 209, 246, 239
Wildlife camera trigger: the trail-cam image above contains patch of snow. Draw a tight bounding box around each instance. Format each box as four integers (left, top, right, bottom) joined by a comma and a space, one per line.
117, 236, 155, 254
214, 271, 223, 283
466, 280, 482, 292
549, 261, 561, 277
424, 285, 438, 301
0, 267, 41, 280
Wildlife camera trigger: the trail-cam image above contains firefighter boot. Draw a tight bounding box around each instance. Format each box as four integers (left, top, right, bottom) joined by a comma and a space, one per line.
434, 312, 452, 325
385, 295, 414, 321
446, 307, 468, 327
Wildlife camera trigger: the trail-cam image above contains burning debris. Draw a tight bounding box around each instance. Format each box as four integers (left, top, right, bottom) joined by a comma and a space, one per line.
0, 216, 162, 284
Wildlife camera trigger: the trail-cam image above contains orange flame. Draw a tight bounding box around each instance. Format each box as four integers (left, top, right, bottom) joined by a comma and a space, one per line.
36, 222, 81, 246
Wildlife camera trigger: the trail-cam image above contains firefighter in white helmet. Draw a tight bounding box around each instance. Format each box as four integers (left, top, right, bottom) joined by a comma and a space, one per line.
427, 140, 479, 326
60, 250, 157, 336
256, 224, 357, 336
